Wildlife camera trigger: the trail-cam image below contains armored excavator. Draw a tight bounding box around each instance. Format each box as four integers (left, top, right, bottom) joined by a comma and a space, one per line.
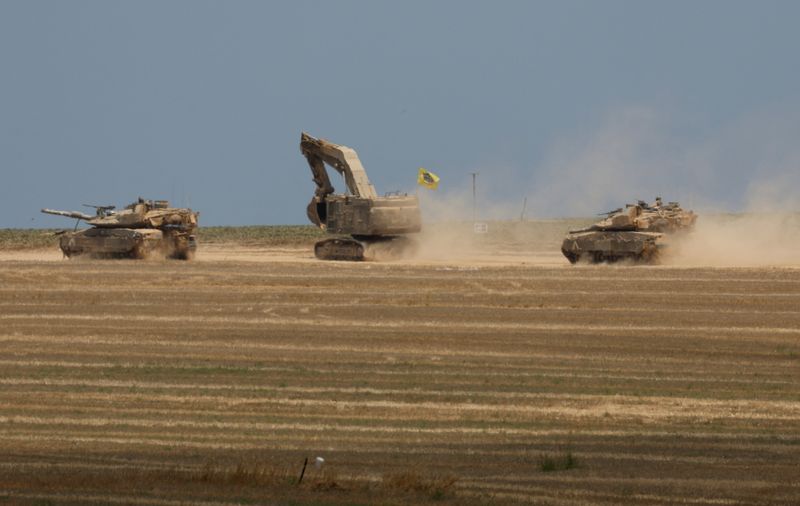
41, 198, 199, 259
561, 197, 696, 264
300, 132, 422, 261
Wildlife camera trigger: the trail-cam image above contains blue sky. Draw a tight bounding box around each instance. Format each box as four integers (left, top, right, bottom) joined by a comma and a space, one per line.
2, 0, 799, 227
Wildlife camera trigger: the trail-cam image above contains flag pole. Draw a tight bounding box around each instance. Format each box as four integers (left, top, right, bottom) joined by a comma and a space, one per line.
469, 172, 479, 224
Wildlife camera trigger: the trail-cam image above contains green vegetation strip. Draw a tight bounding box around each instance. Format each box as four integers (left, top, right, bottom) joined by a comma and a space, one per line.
198, 225, 324, 246
0, 229, 61, 250
0, 226, 326, 250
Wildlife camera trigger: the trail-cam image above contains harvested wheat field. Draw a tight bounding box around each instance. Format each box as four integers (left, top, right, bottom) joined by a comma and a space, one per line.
1, 227, 799, 505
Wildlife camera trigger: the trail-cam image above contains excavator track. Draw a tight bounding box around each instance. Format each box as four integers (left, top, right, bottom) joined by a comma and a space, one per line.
314, 238, 365, 261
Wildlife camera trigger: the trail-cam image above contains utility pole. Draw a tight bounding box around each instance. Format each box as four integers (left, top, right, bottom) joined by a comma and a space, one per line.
469, 172, 479, 223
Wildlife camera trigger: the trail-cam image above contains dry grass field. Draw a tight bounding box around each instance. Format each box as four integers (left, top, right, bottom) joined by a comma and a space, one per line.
1, 223, 799, 505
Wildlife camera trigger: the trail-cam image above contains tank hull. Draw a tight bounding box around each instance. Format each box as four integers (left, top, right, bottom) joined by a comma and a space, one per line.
561, 231, 662, 264
59, 228, 196, 260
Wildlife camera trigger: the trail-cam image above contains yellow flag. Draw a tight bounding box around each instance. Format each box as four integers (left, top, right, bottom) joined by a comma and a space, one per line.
417, 168, 440, 190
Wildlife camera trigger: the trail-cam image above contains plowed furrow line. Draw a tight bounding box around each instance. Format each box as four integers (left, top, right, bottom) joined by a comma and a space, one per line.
0, 491, 243, 506
0, 399, 800, 434
3, 431, 796, 463
3, 337, 798, 374
4, 312, 800, 335
2, 358, 793, 387
2, 377, 799, 414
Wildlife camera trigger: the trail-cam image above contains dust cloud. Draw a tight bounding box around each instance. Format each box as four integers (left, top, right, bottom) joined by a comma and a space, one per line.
664, 213, 800, 267
405, 103, 800, 267
519, 106, 708, 219
666, 177, 800, 267
410, 189, 585, 264
412, 189, 485, 261
523, 103, 800, 218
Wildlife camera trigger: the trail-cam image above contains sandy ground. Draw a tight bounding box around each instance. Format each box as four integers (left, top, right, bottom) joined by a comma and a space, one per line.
0, 244, 798, 504
0, 244, 568, 267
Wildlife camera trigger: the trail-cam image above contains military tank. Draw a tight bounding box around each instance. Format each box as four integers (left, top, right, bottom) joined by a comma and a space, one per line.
41, 198, 199, 259
561, 197, 696, 264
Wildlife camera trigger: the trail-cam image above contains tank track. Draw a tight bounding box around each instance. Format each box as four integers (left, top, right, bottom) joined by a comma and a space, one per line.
314, 238, 365, 261
562, 246, 660, 264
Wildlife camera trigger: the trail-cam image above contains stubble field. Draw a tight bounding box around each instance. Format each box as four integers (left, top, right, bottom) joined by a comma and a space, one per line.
0, 224, 798, 505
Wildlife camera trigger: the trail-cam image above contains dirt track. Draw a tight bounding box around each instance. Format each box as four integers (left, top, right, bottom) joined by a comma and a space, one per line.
1, 247, 798, 504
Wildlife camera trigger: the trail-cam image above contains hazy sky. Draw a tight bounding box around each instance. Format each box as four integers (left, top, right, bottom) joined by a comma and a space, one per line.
2, 0, 799, 228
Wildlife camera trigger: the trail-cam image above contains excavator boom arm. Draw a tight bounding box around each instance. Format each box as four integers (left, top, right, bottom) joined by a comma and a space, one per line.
300, 132, 377, 199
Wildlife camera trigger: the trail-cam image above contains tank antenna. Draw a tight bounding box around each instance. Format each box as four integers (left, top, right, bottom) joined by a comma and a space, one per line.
469, 172, 479, 223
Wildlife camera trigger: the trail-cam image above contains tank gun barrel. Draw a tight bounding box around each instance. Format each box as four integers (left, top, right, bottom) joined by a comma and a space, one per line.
41, 208, 94, 221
